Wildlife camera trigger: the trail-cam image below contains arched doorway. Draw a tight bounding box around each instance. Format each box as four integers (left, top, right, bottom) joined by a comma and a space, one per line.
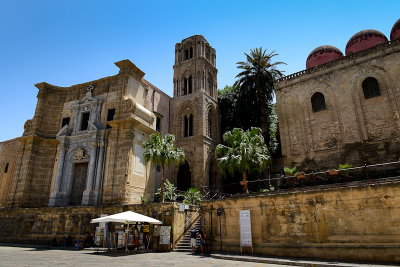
177, 161, 191, 191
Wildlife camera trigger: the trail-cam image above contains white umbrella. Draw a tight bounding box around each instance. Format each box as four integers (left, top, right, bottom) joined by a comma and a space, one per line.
91, 211, 162, 224
91, 211, 162, 252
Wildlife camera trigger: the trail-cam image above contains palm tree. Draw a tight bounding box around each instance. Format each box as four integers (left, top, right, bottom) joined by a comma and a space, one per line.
215, 128, 271, 193
235, 47, 285, 148
143, 133, 185, 202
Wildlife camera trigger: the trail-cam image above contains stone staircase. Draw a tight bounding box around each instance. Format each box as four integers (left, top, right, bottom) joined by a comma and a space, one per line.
173, 218, 202, 252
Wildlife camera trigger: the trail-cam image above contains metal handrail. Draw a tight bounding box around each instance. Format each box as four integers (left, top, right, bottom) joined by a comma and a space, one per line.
173, 207, 201, 248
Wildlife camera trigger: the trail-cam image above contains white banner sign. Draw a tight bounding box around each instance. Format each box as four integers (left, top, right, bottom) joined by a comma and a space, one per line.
239, 210, 252, 247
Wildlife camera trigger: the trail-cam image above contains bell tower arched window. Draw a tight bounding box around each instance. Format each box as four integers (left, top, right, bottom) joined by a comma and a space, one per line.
189, 114, 193, 136
184, 114, 194, 137
183, 78, 187, 95
362, 77, 381, 99
311, 92, 326, 113
189, 76, 193, 94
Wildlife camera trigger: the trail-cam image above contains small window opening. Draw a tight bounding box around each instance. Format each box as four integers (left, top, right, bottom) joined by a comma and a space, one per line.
311, 92, 326, 113
190, 47, 193, 58
156, 117, 161, 132
362, 77, 381, 99
80, 112, 90, 131
156, 164, 161, 173
106, 108, 115, 129
61, 117, 70, 128
4, 163, 9, 173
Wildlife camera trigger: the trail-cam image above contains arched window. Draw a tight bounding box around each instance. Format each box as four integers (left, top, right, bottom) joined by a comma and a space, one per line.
185, 49, 189, 60
190, 47, 193, 59
183, 114, 194, 137
208, 116, 212, 137
189, 114, 193, 136
183, 78, 187, 95
362, 77, 381, 99
311, 92, 326, 113
184, 115, 188, 137
4, 163, 9, 173
208, 74, 213, 96
188, 76, 192, 94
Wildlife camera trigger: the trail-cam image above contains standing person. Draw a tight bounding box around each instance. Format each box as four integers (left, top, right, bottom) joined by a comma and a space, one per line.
134, 225, 140, 250
190, 228, 198, 253
198, 230, 206, 255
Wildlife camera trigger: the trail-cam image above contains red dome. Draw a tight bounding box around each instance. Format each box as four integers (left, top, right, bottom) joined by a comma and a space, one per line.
390, 18, 400, 41
306, 45, 343, 68
345, 29, 388, 55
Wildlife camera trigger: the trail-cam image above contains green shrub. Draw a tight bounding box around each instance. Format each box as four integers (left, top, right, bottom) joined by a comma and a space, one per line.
183, 188, 202, 205
154, 180, 180, 202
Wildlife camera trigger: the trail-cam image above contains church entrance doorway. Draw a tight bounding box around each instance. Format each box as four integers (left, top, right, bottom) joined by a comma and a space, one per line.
70, 162, 88, 205
177, 161, 191, 191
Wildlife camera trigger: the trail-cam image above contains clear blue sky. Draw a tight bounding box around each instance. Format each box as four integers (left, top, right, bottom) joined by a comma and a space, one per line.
0, 0, 399, 141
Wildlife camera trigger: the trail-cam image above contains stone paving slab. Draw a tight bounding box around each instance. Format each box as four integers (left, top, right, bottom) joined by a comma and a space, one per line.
211, 253, 400, 267
0, 245, 289, 267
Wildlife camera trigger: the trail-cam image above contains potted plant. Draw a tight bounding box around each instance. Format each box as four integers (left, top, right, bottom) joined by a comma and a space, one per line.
339, 163, 353, 182
328, 169, 339, 176
296, 171, 306, 179
284, 166, 298, 187
284, 166, 298, 176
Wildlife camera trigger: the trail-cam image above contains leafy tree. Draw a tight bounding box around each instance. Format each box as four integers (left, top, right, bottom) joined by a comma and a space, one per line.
183, 188, 202, 205
143, 133, 185, 202
215, 128, 271, 193
154, 180, 181, 202
218, 85, 279, 156
234, 47, 285, 149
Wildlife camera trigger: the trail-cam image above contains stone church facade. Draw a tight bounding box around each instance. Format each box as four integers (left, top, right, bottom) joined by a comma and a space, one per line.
276, 18, 400, 171
0, 35, 220, 208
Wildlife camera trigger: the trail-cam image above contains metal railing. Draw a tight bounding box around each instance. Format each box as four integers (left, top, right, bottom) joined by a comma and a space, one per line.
201, 160, 400, 200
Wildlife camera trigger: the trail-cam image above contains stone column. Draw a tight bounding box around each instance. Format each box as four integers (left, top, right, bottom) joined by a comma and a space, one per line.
55, 147, 67, 191
49, 145, 67, 207
82, 144, 98, 205
86, 145, 98, 191
93, 144, 105, 204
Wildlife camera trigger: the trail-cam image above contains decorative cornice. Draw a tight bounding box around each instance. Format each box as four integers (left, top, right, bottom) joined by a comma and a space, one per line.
115, 59, 145, 78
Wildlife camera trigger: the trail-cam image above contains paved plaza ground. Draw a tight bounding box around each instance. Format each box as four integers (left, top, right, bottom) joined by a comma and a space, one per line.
0, 245, 287, 267
0, 244, 398, 267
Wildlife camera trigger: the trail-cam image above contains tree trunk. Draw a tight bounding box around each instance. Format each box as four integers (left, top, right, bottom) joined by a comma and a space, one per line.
257, 89, 270, 147
242, 170, 249, 193
160, 164, 165, 203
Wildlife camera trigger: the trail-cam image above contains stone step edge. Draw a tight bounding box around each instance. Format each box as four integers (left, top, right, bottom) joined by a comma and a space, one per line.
210, 253, 388, 267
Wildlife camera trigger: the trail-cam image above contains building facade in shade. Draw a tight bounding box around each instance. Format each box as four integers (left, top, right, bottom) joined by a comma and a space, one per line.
275, 18, 400, 171
0, 35, 220, 208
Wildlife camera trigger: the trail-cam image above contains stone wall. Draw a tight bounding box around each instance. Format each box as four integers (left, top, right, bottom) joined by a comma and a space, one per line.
275, 40, 400, 171
0, 202, 197, 248
201, 181, 400, 263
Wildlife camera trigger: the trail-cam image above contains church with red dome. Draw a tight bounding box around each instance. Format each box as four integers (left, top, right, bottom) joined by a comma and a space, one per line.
275, 17, 400, 171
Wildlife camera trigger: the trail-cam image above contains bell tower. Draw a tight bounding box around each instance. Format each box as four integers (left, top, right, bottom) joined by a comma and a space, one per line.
170, 35, 220, 191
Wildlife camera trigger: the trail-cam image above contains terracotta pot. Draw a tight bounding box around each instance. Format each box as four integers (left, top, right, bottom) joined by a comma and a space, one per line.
329, 170, 339, 175
296, 174, 305, 179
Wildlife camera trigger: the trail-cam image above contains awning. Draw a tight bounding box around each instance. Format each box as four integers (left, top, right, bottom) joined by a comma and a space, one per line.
91, 211, 162, 224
